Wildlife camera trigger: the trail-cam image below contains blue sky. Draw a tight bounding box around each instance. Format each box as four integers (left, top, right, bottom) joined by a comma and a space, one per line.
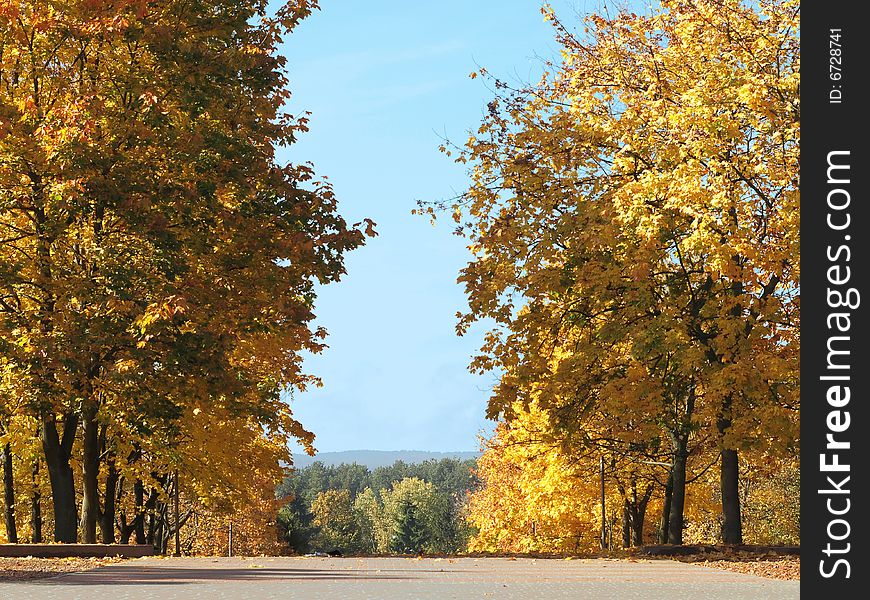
274, 0, 584, 453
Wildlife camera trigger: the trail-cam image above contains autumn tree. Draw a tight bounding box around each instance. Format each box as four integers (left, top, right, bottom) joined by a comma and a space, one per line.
431, 0, 798, 545
1, 0, 369, 543
736, 452, 799, 545
468, 399, 672, 551
468, 405, 797, 551
466, 419, 601, 553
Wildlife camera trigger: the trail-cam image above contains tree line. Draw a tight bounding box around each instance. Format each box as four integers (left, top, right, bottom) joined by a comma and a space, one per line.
424, 0, 799, 549
276, 459, 478, 555
2, 0, 799, 554
1, 0, 370, 546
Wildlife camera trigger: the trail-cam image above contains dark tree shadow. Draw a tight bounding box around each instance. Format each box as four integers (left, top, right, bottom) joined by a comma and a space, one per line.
38, 566, 434, 586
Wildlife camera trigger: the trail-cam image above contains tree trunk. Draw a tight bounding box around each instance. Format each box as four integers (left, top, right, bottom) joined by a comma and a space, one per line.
718, 393, 742, 545
2, 442, 18, 543
666, 384, 695, 546
630, 498, 648, 547
41, 413, 78, 542
145, 481, 163, 549
100, 459, 119, 543
658, 470, 673, 544
146, 501, 156, 547
154, 500, 168, 554
119, 522, 133, 543
620, 484, 651, 548
632, 512, 644, 546
79, 406, 100, 543
667, 444, 688, 545
134, 480, 147, 544
31, 459, 42, 543
720, 448, 742, 544
621, 504, 631, 549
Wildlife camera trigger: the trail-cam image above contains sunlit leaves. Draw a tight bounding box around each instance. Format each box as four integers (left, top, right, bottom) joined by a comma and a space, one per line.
447, 0, 799, 548
0, 0, 369, 542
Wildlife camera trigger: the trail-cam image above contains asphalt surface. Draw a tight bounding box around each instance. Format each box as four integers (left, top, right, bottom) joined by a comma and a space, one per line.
0, 556, 800, 599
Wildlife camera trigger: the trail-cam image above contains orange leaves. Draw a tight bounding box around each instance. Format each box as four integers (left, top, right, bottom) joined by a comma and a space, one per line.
137, 91, 159, 110
354, 218, 379, 238
0, 0, 20, 20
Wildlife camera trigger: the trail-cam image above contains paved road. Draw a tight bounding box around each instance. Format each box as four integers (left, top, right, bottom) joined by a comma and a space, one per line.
0, 556, 799, 599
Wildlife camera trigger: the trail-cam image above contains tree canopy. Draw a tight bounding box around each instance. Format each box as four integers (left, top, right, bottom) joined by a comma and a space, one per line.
1, 0, 370, 545
431, 0, 799, 547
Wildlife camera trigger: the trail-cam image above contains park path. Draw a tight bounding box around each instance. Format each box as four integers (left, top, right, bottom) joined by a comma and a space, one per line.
0, 556, 799, 599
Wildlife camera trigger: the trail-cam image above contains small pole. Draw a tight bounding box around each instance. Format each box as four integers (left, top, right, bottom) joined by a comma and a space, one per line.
228, 521, 233, 557
173, 468, 180, 556
600, 455, 606, 550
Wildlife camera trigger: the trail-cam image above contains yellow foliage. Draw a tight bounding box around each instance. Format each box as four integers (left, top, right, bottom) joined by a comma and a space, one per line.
447, 0, 799, 549
467, 416, 601, 554
0, 0, 365, 546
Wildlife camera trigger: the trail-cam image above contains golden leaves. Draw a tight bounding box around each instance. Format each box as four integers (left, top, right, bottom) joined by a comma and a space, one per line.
0, 0, 366, 545
449, 0, 799, 550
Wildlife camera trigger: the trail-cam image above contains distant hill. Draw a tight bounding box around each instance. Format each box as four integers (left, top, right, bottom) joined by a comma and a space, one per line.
289, 450, 481, 470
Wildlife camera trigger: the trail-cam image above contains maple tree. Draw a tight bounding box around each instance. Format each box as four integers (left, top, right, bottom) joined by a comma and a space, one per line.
1, 0, 369, 544
467, 400, 799, 552
435, 0, 798, 546
466, 420, 601, 553
467, 398, 686, 552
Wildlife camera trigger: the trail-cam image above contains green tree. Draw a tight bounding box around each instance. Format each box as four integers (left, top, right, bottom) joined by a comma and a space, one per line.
276, 460, 479, 553
382, 477, 452, 554
370, 461, 411, 493
390, 497, 427, 554
353, 487, 388, 553
277, 494, 314, 554
310, 489, 362, 553
329, 463, 370, 499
